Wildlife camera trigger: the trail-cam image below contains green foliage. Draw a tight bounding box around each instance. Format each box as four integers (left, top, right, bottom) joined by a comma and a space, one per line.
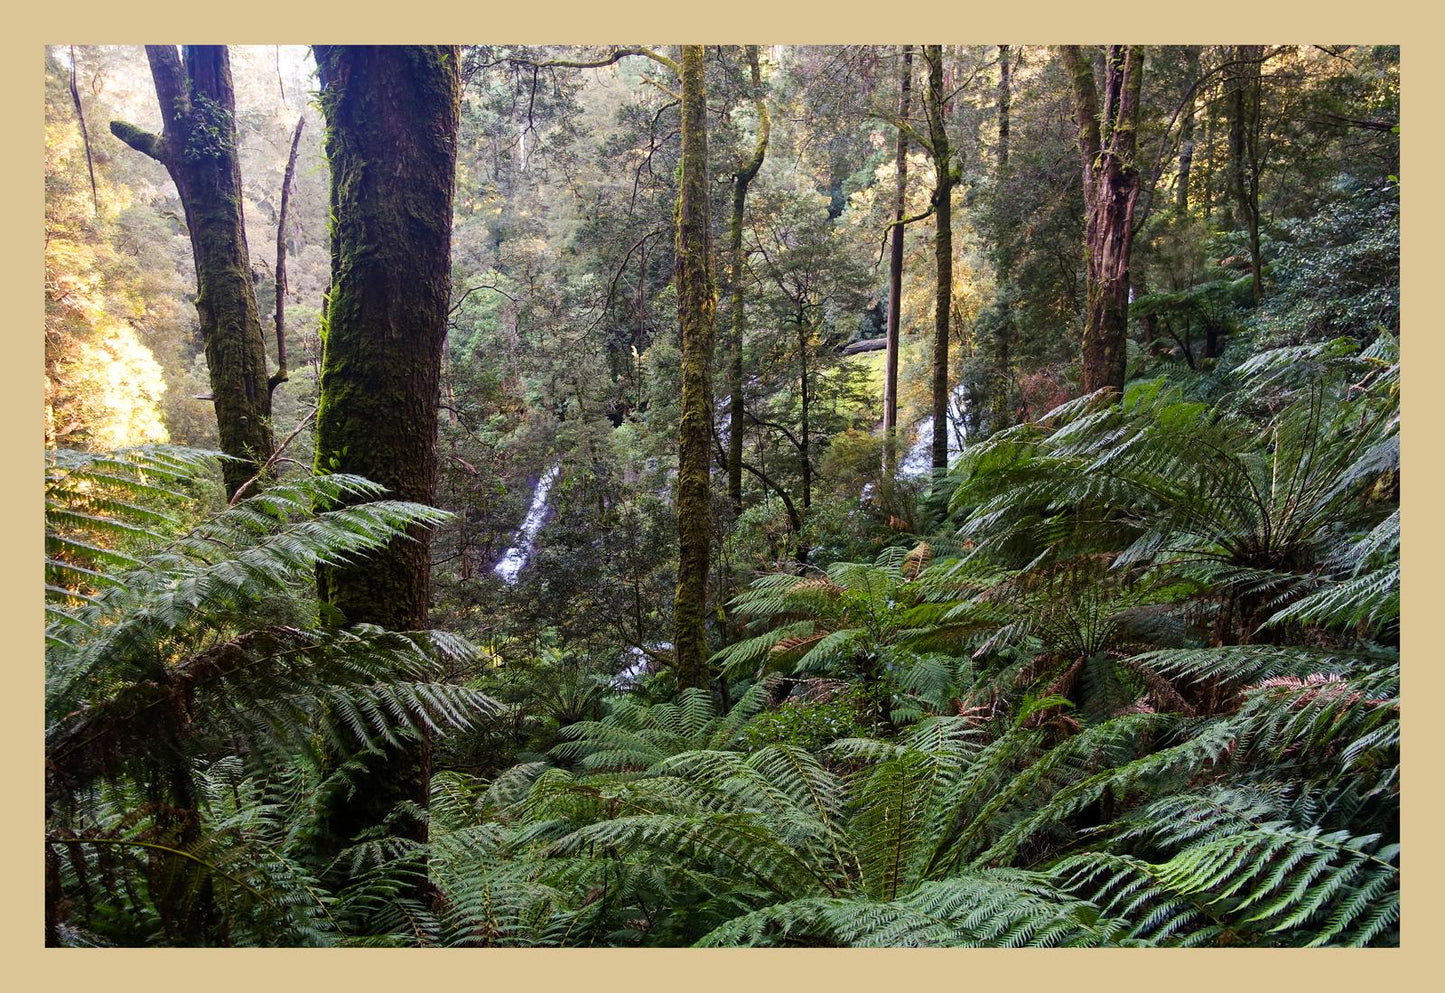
45, 448, 498, 945
44, 44, 1401, 949
739, 685, 871, 751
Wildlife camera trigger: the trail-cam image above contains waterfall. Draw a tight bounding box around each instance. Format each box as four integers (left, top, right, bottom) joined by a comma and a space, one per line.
897, 383, 969, 479
493, 464, 560, 584
611, 642, 671, 689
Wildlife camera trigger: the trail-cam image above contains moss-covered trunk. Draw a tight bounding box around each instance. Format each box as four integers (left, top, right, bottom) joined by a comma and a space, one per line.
924, 46, 954, 473
727, 46, 769, 516
310, 44, 461, 875
110, 46, 274, 498
672, 45, 717, 691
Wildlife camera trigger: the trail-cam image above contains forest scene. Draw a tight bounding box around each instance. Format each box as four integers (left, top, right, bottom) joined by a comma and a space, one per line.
43, 43, 1400, 948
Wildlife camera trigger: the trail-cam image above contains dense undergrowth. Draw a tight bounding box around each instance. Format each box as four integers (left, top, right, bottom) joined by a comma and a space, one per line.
44, 334, 1398, 947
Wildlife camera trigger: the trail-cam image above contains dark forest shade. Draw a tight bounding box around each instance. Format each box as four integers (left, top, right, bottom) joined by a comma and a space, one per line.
672, 45, 717, 691
310, 43, 462, 869
110, 46, 275, 498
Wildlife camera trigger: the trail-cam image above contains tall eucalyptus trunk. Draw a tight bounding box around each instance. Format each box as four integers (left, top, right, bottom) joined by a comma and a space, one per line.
310, 44, 461, 885
923, 45, 955, 472
672, 45, 718, 691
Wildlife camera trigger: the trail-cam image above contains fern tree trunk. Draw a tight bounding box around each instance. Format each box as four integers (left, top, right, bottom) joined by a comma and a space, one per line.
672, 45, 718, 691
726, 46, 769, 516
110, 46, 275, 498
1062, 45, 1144, 397
310, 44, 462, 882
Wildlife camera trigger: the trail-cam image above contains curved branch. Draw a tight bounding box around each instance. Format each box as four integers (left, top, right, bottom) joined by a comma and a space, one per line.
523, 45, 680, 77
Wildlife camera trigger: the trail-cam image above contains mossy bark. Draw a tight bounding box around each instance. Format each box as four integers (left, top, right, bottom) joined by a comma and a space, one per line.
672, 46, 718, 691
110, 46, 275, 498
726, 46, 769, 515
310, 44, 462, 877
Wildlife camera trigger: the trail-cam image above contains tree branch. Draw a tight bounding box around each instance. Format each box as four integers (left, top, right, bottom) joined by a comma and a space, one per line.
518, 45, 680, 77
108, 120, 164, 162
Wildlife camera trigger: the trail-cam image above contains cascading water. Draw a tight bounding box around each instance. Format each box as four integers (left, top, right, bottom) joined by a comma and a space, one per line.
493, 464, 560, 584
897, 383, 969, 479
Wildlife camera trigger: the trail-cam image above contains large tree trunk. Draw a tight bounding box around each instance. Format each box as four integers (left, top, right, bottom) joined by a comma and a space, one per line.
110, 46, 275, 497
1063, 45, 1144, 397
672, 45, 717, 691
727, 46, 769, 515
924, 45, 954, 473
883, 44, 912, 477
310, 44, 461, 881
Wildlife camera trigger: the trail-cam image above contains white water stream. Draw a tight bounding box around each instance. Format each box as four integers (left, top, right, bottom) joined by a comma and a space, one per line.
897, 383, 970, 479
492, 464, 560, 584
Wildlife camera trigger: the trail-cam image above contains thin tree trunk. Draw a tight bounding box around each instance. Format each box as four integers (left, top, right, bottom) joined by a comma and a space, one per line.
310, 44, 461, 888
269, 115, 304, 393
1239, 45, 1266, 306
924, 45, 954, 473
991, 43, 1015, 434
1226, 46, 1245, 232
111, 46, 276, 497
997, 44, 1010, 172
1177, 47, 1199, 212
797, 298, 811, 511
727, 45, 769, 515
68, 46, 99, 215
1202, 73, 1215, 223
672, 45, 717, 692
883, 44, 912, 477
